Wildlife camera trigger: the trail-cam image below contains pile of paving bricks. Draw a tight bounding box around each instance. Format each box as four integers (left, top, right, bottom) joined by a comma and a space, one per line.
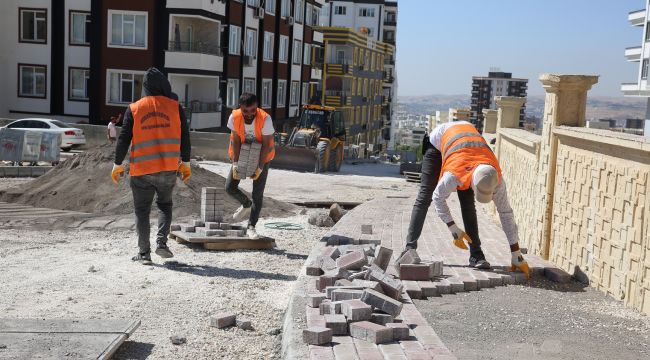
302, 225, 443, 345
238, 142, 262, 178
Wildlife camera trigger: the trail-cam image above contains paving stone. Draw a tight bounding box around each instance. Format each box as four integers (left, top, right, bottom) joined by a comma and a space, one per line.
418, 281, 439, 298
434, 279, 451, 294
348, 270, 368, 280
349, 321, 393, 344
179, 225, 196, 233
303, 326, 333, 345
340, 299, 372, 321
327, 235, 355, 246
210, 313, 236, 328
191, 220, 205, 227
357, 234, 381, 245
170, 224, 181, 231
370, 312, 394, 325
471, 270, 492, 289
334, 279, 353, 286
372, 246, 393, 271
306, 293, 327, 308
395, 249, 421, 267
399, 263, 432, 281
236, 319, 253, 330
306, 263, 324, 276
324, 314, 348, 335
321, 246, 341, 259
325, 267, 354, 280
361, 224, 373, 235
319, 301, 343, 315
360, 289, 403, 317
446, 276, 466, 293
325, 286, 365, 299
545, 267, 572, 283
483, 271, 504, 287
205, 222, 221, 229
336, 250, 368, 270
351, 279, 383, 293
402, 280, 423, 299
331, 289, 364, 301
386, 323, 410, 340
377, 274, 404, 300
317, 275, 339, 291
319, 300, 332, 315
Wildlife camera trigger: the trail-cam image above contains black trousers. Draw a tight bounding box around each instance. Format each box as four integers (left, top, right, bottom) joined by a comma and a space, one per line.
225, 163, 270, 227
130, 171, 176, 254
405, 145, 485, 260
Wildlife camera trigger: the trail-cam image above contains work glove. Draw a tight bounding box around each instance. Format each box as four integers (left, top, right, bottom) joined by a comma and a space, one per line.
232, 162, 241, 180
250, 168, 263, 181
510, 250, 530, 279
178, 162, 191, 183
448, 223, 472, 250
111, 164, 124, 184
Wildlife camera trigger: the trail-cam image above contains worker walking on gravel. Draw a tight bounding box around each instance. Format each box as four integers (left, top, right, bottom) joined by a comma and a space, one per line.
401, 120, 529, 278
111, 67, 192, 265
226, 93, 275, 240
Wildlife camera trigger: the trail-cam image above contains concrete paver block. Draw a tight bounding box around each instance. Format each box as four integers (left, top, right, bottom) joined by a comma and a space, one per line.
321, 246, 341, 259
370, 312, 394, 325
331, 289, 364, 302
360, 289, 403, 317
349, 321, 393, 344
317, 255, 338, 271
191, 220, 205, 227
210, 313, 236, 329
434, 279, 451, 294
325, 286, 365, 299
351, 280, 383, 293
324, 314, 348, 335
306, 293, 327, 308
399, 263, 432, 281
372, 246, 393, 271
305, 263, 323, 276
395, 249, 421, 267
386, 323, 410, 340
303, 326, 333, 345
336, 250, 368, 270
334, 279, 353, 287
340, 299, 372, 321
402, 280, 423, 299
316, 275, 338, 291
361, 224, 373, 235
418, 281, 439, 298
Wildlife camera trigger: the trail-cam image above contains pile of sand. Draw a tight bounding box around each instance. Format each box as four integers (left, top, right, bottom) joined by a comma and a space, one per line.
0, 144, 295, 219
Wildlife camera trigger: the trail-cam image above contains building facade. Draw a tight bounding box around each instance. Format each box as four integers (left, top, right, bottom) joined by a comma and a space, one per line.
470, 71, 527, 130
622, 5, 650, 137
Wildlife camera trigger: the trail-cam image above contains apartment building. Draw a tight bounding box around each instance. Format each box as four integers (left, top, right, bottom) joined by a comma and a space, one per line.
622, 5, 650, 136
471, 71, 527, 130
2, 0, 325, 131
319, 27, 392, 148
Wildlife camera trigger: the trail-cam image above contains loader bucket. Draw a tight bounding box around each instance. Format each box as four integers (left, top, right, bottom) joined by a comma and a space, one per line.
271, 145, 318, 172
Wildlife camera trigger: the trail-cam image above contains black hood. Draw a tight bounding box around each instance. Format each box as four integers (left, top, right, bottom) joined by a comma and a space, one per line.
142, 67, 173, 98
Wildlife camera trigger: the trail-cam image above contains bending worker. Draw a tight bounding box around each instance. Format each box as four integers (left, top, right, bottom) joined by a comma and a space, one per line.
111, 67, 191, 265
402, 120, 529, 278
226, 93, 275, 240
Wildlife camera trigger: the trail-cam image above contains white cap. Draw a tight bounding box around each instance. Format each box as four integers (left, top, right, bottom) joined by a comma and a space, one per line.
472, 164, 499, 203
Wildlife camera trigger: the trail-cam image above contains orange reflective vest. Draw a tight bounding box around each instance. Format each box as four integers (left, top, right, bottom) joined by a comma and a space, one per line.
129, 96, 181, 176
228, 108, 275, 163
439, 123, 501, 190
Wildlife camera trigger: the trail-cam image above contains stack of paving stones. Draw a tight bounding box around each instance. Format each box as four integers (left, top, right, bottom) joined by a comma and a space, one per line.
201, 187, 225, 223
238, 142, 262, 178
172, 220, 246, 238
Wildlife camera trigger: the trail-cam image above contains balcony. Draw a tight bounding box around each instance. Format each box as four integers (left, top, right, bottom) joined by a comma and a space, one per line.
625, 46, 642, 62
324, 91, 351, 107
620, 82, 650, 96
384, 57, 395, 65
165, 16, 223, 72
325, 62, 351, 75
311, 68, 322, 80
167, 0, 225, 16
384, 19, 397, 27
629, 9, 646, 27
169, 74, 221, 129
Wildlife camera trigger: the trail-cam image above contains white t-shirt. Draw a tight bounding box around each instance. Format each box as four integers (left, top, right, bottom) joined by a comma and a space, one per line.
227, 113, 275, 142
429, 121, 473, 150
107, 122, 117, 138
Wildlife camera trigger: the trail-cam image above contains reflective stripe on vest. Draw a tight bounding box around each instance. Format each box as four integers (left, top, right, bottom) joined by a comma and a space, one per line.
442, 141, 493, 162
441, 132, 481, 155
129, 96, 182, 176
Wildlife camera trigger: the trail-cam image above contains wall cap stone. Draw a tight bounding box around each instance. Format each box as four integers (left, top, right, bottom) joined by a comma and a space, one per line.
539, 74, 599, 92
554, 126, 650, 153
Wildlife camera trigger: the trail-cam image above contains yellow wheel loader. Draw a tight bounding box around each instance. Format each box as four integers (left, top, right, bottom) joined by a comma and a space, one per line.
273, 105, 346, 173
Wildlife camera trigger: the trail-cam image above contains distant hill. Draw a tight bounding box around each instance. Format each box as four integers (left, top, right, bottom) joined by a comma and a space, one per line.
398, 95, 646, 121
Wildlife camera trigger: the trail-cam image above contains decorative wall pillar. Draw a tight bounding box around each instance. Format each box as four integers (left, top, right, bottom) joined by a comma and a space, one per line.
495, 96, 526, 158
482, 109, 498, 134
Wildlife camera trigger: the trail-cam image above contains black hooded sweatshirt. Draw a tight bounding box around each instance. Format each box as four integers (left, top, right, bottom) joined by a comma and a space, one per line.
114, 68, 191, 165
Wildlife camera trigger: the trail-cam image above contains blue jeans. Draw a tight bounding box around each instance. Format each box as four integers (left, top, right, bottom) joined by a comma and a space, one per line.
130, 171, 177, 254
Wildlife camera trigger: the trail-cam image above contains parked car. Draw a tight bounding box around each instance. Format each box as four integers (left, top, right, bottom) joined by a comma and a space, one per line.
2, 118, 86, 151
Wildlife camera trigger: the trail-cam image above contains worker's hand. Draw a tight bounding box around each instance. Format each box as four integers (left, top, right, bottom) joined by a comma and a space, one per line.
232, 162, 241, 180
510, 250, 530, 279
111, 164, 124, 184
448, 223, 472, 250
251, 168, 263, 181
178, 162, 191, 183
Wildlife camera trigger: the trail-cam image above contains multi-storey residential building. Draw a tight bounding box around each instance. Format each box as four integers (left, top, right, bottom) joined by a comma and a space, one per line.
622, 5, 650, 136
319, 27, 392, 149
3, 0, 325, 133
470, 71, 527, 130
449, 108, 471, 122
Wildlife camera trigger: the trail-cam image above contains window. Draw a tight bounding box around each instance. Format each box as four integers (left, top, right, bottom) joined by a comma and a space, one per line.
247, 0, 258, 6
646, 22, 650, 42
70, 11, 90, 45
109, 10, 147, 48
263, 32, 274, 61
20, 8, 47, 43
245, 28, 257, 58
265, 0, 275, 14
227, 79, 240, 108
643, 59, 649, 80
303, 43, 312, 64
107, 70, 143, 104
18, 64, 46, 98
306, 4, 313, 25
277, 80, 286, 107
301, 82, 309, 104
358, 8, 375, 17
311, 6, 319, 26
334, 6, 346, 15
229, 25, 241, 55
281, 0, 291, 17
293, 40, 302, 64
262, 79, 272, 107
69, 68, 89, 101
279, 35, 289, 63
290, 81, 300, 105
295, 0, 303, 23
244, 78, 255, 94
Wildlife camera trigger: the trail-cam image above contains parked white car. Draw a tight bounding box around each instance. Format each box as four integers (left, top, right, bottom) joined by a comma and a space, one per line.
3, 118, 86, 151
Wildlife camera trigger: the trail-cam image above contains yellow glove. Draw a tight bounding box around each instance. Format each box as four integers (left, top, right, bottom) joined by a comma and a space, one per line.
251, 168, 263, 181
178, 162, 191, 183
510, 250, 530, 279
232, 162, 241, 180
449, 223, 473, 250
111, 164, 124, 184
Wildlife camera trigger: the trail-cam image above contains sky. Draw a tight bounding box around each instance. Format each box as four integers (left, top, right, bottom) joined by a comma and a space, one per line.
395, 0, 643, 96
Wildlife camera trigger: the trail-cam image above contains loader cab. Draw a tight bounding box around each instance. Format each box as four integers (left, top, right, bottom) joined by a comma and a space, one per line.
298, 106, 346, 139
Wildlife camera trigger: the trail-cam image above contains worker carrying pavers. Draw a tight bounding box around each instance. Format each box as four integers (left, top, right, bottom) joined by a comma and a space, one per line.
401, 120, 529, 278
226, 93, 275, 240
111, 67, 192, 265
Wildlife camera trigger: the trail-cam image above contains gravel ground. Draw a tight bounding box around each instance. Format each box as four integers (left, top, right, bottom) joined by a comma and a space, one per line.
0, 178, 33, 191
0, 213, 330, 360
415, 278, 650, 360
199, 161, 413, 204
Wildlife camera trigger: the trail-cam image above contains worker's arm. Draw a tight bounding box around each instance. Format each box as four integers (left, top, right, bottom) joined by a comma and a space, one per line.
178, 105, 191, 162
432, 172, 461, 226
114, 108, 133, 165
492, 181, 520, 245
107, 126, 110, 139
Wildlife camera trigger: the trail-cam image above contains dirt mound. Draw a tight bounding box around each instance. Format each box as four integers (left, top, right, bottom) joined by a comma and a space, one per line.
0, 144, 295, 219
